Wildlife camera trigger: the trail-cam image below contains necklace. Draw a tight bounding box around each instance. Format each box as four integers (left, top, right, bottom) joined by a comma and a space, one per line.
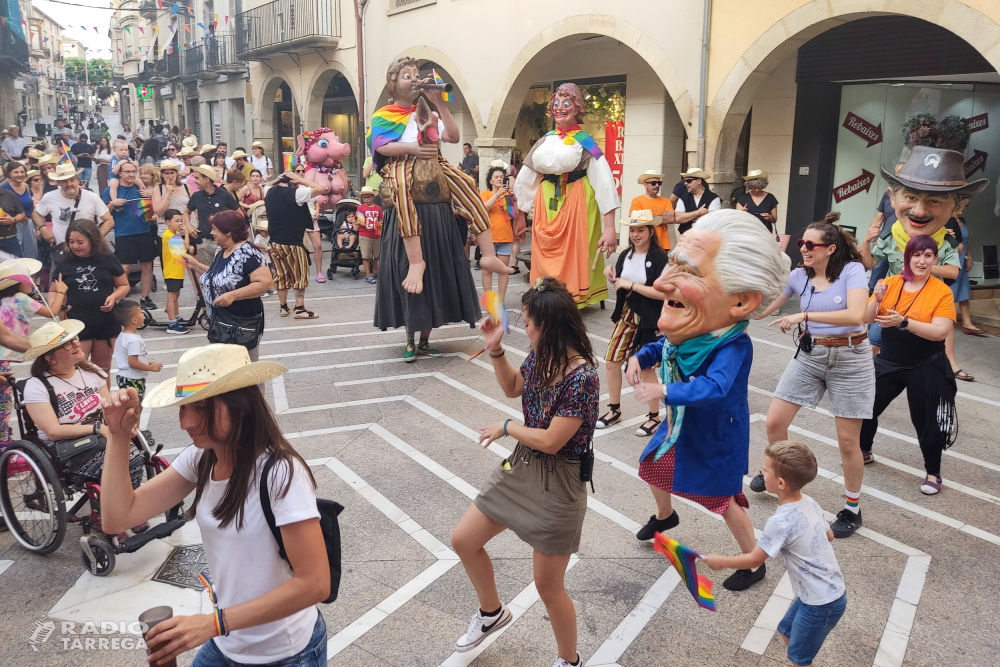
49, 368, 83, 389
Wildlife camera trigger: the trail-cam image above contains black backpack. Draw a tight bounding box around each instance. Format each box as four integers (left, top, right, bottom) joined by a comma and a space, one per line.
259, 454, 343, 603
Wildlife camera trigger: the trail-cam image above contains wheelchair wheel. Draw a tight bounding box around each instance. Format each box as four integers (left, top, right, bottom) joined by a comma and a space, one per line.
80, 536, 115, 576
0, 441, 67, 555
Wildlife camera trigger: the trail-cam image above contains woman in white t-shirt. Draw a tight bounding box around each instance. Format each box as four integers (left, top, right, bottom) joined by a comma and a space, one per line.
99, 344, 330, 667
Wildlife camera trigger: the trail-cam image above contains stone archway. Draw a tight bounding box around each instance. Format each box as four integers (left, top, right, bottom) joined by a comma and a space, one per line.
255, 75, 295, 172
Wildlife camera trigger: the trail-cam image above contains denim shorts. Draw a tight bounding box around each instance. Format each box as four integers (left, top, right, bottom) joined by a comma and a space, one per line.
493, 242, 513, 256
778, 592, 847, 666
774, 338, 875, 419
191, 611, 326, 667
868, 321, 882, 347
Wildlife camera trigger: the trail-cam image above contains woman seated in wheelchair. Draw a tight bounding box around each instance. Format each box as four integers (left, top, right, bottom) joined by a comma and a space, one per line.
22, 319, 147, 534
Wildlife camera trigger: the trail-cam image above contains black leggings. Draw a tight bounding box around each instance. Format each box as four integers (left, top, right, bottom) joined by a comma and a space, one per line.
860, 366, 944, 476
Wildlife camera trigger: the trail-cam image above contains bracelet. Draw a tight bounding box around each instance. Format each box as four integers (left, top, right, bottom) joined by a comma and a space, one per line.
489, 348, 505, 358
93, 422, 100, 436
212, 607, 227, 637
503, 419, 511, 437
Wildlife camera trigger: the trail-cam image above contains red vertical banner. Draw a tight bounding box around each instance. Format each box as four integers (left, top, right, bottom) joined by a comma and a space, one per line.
605, 120, 624, 197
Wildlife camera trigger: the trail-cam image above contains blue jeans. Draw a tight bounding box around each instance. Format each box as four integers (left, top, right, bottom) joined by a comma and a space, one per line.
191, 612, 327, 667
777, 592, 847, 666
868, 258, 890, 290
79, 167, 93, 185
16, 220, 37, 260
868, 321, 882, 347
0, 235, 22, 258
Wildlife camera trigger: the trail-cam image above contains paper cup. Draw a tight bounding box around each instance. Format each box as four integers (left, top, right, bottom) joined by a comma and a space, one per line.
139, 606, 177, 667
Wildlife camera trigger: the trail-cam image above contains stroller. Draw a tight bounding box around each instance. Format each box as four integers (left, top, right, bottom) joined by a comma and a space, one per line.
326, 198, 363, 280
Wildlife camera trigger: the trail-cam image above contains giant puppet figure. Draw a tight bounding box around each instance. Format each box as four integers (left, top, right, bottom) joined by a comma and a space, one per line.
513, 83, 620, 308
626, 210, 789, 592
295, 127, 351, 211
369, 57, 510, 361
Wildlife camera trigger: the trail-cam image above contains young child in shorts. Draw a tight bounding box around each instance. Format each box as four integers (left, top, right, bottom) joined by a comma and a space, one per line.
357, 186, 382, 283
107, 138, 133, 205
112, 300, 163, 401
160, 209, 190, 334
252, 219, 277, 296
704, 441, 847, 667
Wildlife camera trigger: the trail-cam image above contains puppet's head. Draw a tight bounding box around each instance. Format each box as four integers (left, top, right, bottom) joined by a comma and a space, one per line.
882, 115, 988, 239
654, 210, 789, 345
387, 57, 421, 106
296, 127, 350, 167
550, 84, 586, 129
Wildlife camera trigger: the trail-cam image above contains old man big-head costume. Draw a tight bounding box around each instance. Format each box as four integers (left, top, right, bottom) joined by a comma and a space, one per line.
629, 210, 789, 591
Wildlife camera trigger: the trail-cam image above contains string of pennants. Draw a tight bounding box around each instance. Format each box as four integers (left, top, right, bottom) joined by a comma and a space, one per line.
0, 11, 232, 35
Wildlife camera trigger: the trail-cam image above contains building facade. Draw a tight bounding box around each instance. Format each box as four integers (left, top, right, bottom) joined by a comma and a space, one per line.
21, 2, 67, 127
0, 0, 30, 130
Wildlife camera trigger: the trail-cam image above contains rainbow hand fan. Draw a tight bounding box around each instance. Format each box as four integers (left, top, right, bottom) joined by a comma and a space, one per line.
468, 290, 509, 361
653, 532, 717, 611
167, 234, 186, 256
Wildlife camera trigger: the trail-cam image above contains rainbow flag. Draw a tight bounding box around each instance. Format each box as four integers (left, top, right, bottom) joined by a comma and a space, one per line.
367, 105, 413, 161
433, 68, 453, 103
133, 198, 156, 222
546, 126, 603, 160
653, 532, 717, 611
503, 194, 516, 222
283, 153, 297, 172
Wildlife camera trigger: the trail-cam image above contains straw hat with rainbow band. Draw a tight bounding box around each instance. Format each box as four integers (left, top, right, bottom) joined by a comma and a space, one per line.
143, 344, 287, 408
22, 320, 86, 361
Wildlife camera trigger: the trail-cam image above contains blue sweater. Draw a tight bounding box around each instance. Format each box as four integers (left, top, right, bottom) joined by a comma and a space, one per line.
635, 333, 753, 497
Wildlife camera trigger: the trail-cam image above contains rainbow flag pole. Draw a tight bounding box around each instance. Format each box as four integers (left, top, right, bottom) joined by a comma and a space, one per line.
653, 532, 717, 611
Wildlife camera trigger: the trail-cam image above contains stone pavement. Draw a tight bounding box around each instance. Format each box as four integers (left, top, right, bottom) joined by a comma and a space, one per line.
1, 263, 999, 667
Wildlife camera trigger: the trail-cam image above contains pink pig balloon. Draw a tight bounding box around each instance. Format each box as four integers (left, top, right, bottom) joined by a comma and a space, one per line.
295, 127, 352, 210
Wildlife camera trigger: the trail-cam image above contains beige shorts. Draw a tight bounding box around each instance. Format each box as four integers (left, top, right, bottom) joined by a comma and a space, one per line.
197, 239, 218, 265
359, 236, 380, 260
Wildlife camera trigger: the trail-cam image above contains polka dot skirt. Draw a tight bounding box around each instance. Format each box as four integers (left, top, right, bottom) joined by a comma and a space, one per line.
638, 447, 749, 515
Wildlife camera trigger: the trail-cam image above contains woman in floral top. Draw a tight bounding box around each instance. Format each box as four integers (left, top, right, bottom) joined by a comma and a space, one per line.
450, 277, 598, 667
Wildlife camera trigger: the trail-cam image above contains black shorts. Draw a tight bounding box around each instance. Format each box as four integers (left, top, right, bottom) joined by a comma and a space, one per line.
76, 315, 122, 342
165, 278, 184, 293
114, 233, 156, 265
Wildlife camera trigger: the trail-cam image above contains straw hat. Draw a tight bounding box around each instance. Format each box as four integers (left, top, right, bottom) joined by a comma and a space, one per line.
158, 159, 182, 170
49, 161, 83, 181
143, 344, 287, 408
230, 150, 249, 160
0, 258, 43, 291
250, 218, 268, 232
251, 141, 265, 149
637, 170, 664, 185
488, 159, 509, 171
247, 200, 266, 220
680, 167, 710, 180
199, 145, 216, 156
359, 185, 377, 196
190, 165, 218, 181
742, 169, 769, 181
622, 209, 662, 228
177, 146, 196, 157
134, 134, 145, 142
36, 154, 60, 166
25, 169, 40, 180
23, 319, 86, 361
27, 148, 44, 160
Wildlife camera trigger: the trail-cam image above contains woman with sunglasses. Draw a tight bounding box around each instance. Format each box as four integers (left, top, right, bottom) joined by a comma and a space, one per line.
753, 212, 873, 539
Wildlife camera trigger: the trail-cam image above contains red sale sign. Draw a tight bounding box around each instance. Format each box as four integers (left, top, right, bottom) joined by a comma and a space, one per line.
832, 169, 874, 203
605, 120, 624, 196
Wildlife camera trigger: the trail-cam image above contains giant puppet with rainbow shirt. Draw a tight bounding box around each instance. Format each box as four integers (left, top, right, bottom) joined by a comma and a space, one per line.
369, 57, 511, 361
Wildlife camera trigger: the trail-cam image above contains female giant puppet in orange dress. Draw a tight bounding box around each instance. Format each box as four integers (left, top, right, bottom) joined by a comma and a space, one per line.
514, 83, 620, 307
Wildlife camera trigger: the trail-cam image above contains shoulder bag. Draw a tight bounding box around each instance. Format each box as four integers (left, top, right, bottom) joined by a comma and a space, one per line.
205, 251, 265, 350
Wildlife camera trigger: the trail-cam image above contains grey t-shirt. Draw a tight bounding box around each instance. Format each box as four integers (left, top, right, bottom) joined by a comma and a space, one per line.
782, 263, 868, 335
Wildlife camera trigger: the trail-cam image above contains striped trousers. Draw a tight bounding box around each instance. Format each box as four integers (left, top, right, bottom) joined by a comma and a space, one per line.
382, 155, 491, 237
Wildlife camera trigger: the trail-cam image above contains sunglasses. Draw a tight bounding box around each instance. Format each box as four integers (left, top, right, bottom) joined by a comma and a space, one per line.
796, 239, 831, 251
646, 180, 662, 186
294, 169, 305, 174
683, 178, 697, 184
57, 338, 81, 351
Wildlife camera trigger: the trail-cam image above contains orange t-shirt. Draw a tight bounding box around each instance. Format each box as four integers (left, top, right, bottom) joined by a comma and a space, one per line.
480, 190, 514, 243
872, 275, 956, 324
629, 194, 673, 249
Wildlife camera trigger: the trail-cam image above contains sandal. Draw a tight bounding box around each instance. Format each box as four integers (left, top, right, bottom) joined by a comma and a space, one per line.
961, 326, 988, 337
954, 369, 974, 382
294, 305, 319, 320
595, 404, 621, 429
635, 412, 661, 437
417, 339, 442, 357
279, 303, 291, 317
403, 338, 416, 363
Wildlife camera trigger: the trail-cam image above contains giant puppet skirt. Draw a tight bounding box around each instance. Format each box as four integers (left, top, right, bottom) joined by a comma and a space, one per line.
374, 202, 482, 332
530, 176, 608, 308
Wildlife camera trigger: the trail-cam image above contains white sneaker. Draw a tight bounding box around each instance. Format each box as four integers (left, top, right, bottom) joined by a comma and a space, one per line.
551, 656, 580, 667
455, 603, 512, 653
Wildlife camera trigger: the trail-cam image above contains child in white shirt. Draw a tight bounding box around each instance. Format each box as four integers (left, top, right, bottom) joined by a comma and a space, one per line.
112, 300, 162, 400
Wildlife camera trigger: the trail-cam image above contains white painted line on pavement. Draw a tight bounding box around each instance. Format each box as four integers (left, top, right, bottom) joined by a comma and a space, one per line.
0, 560, 14, 576
271, 376, 288, 413
740, 572, 794, 654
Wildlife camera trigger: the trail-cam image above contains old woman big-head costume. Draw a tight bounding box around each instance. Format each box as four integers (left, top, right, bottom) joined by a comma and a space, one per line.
513, 83, 621, 308
631, 210, 789, 590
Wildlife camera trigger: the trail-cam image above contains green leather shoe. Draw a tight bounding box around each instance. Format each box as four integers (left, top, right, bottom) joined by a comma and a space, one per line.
403, 339, 417, 362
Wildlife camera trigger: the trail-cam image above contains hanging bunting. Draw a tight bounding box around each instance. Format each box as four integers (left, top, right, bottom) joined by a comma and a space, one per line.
124, 26, 131, 33
156, 0, 162, 7
197, 22, 205, 30
0, 18, 5, 26
94, 26, 99, 33
152, 26, 159, 33
138, 26, 144, 34
172, 3, 177, 14
224, 15, 228, 26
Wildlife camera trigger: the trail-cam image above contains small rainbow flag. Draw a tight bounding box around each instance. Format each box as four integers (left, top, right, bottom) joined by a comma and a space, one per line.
433, 68, 453, 103
503, 194, 516, 222
653, 532, 716, 611
546, 126, 603, 160
133, 198, 156, 222
283, 153, 297, 172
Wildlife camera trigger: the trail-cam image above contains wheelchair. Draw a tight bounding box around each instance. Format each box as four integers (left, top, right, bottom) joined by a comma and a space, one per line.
0, 379, 186, 577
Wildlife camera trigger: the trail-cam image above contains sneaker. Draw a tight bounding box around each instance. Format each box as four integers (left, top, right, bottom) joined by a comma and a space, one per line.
474, 261, 481, 270
166, 322, 189, 335
455, 603, 512, 653
140, 296, 156, 310
315, 272, 327, 283
261, 290, 271, 298
920, 475, 942, 495
635, 511, 680, 541
722, 564, 766, 591
831, 508, 862, 538
417, 341, 443, 357
551, 656, 580, 667
862, 449, 875, 464
266, 287, 277, 295
749, 472, 767, 493
403, 339, 416, 363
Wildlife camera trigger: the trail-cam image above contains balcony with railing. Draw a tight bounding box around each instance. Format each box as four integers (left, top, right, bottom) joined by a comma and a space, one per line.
140, 0, 158, 18
204, 34, 246, 74
235, 0, 340, 60
0, 20, 29, 71
184, 44, 206, 76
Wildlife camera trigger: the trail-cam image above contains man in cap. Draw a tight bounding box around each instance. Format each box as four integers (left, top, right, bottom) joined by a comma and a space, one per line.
673, 168, 720, 235
630, 170, 676, 249
250, 141, 273, 180
2, 126, 26, 163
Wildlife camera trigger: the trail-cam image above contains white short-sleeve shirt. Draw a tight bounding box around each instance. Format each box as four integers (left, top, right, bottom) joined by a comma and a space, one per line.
34, 189, 110, 244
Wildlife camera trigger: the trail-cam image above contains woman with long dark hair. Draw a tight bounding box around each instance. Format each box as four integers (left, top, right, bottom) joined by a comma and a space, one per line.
753, 212, 873, 538
451, 277, 598, 667
597, 210, 668, 436
861, 235, 957, 495
1, 161, 38, 259
94, 136, 112, 193
100, 344, 330, 666
138, 136, 160, 166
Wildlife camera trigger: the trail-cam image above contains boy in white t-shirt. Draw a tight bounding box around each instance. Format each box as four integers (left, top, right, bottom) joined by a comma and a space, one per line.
704, 441, 847, 667
112, 300, 162, 400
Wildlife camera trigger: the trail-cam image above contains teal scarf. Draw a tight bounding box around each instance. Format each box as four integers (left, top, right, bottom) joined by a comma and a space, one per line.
652, 321, 749, 461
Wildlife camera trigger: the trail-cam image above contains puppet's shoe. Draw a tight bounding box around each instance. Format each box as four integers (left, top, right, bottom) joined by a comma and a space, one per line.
831, 508, 862, 538
723, 564, 766, 591
749, 473, 766, 493
403, 339, 417, 363
417, 340, 443, 358
455, 602, 512, 653
636, 511, 679, 541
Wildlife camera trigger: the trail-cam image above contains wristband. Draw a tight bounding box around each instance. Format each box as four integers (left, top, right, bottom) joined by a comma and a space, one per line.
213, 607, 228, 637
489, 348, 505, 358
503, 419, 511, 437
